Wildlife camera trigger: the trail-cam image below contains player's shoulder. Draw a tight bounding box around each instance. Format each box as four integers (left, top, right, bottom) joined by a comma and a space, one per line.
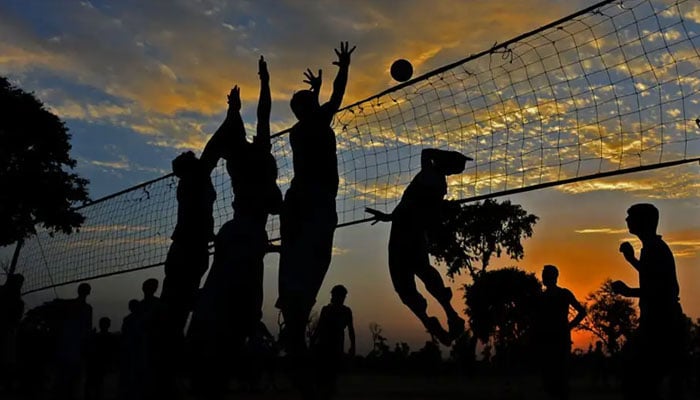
646, 235, 674, 255
563, 287, 576, 297
554, 286, 574, 298
654, 235, 673, 250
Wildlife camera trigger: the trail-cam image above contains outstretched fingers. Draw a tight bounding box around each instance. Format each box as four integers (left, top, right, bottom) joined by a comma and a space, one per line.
334, 41, 356, 57
365, 207, 389, 225
333, 41, 356, 67
302, 68, 322, 89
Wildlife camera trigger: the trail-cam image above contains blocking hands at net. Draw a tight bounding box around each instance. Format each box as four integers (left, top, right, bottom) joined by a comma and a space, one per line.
366, 148, 470, 346
276, 41, 355, 357
187, 56, 282, 397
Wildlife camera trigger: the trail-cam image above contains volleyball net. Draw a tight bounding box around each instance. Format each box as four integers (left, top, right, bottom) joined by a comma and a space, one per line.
15, 0, 700, 293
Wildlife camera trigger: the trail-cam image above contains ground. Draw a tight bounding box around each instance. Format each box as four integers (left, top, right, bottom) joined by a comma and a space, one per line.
4, 371, 691, 400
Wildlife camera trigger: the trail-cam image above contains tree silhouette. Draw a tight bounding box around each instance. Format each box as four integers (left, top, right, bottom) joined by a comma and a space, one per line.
449, 330, 476, 371
463, 267, 541, 366
0, 77, 89, 269
411, 338, 442, 373
393, 342, 410, 361
577, 279, 638, 355
428, 199, 538, 279
367, 322, 390, 359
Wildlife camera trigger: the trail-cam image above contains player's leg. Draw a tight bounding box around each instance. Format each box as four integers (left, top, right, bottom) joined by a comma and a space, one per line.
389, 258, 451, 345
307, 205, 338, 315
414, 258, 465, 337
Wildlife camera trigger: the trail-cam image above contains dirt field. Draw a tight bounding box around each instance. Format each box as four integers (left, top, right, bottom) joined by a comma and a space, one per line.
3, 371, 694, 399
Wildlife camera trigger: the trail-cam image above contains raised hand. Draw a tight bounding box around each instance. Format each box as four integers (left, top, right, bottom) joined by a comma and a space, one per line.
227, 85, 241, 112
333, 41, 356, 69
611, 280, 630, 296
365, 207, 391, 225
258, 55, 269, 83
619, 241, 635, 261
303, 68, 322, 92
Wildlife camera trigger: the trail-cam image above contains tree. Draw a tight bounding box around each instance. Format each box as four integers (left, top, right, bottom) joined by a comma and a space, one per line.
410, 338, 442, 374
367, 322, 390, 359
428, 199, 538, 279
0, 77, 89, 271
463, 267, 541, 365
449, 330, 477, 371
577, 279, 638, 355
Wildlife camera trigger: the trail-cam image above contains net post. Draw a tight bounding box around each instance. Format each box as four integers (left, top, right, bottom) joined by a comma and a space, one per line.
9, 238, 23, 276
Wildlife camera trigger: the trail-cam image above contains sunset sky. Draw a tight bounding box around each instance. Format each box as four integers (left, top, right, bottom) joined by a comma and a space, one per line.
2, 0, 699, 355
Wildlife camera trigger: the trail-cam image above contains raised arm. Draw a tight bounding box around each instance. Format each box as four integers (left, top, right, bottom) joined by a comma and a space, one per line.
611, 280, 641, 298
325, 41, 355, 113
255, 56, 271, 150
619, 242, 640, 271
365, 207, 392, 225
200, 86, 245, 172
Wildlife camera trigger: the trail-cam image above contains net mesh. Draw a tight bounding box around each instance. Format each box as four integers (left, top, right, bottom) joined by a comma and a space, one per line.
15, 0, 700, 293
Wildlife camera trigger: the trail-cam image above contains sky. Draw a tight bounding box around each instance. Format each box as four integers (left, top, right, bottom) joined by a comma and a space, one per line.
2, 0, 699, 355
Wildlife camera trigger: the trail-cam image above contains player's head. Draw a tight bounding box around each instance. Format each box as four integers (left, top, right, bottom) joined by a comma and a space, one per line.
330, 284, 348, 304
290, 90, 318, 121
77, 282, 92, 298
626, 203, 658, 236
172, 151, 200, 178
142, 278, 159, 297
422, 149, 472, 176
436, 152, 472, 176
99, 317, 111, 332
128, 299, 140, 313
542, 265, 559, 287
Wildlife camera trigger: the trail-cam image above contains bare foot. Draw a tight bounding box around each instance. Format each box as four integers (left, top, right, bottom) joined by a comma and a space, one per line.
425, 316, 452, 346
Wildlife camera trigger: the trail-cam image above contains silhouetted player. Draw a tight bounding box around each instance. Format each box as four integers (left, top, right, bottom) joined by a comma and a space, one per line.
54, 282, 93, 400
590, 340, 609, 388
160, 148, 215, 338
311, 285, 356, 400
188, 56, 282, 398
537, 265, 586, 400
118, 299, 141, 400
85, 317, 117, 400
611, 203, 684, 400
137, 278, 168, 399
366, 148, 469, 345
0, 273, 23, 392
276, 41, 355, 357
